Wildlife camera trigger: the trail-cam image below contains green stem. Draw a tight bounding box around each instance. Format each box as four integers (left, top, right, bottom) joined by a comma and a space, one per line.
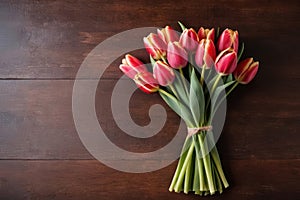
211, 147, 229, 188
206, 68, 212, 81
161, 56, 167, 63
211, 158, 217, 192
200, 66, 206, 85
199, 158, 206, 191
169, 137, 191, 191
198, 133, 215, 194
188, 54, 194, 78
193, 156, 200, 193
184, 150, 193, 194
174, 141, 195, 192
158, 88, 170, 97
169, 84, 179, 99
213, 161, 224, 194
179, 68, 189, 96
192, 135, 205, 191
226, 81, 239, 96
209, 81, 239, 121
206, 132, 229, 188
205, 74, 223, 120
211, 74, 222, 95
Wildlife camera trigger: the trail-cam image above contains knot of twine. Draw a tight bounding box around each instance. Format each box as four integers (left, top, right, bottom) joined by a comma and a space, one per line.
187, 126, 213, 137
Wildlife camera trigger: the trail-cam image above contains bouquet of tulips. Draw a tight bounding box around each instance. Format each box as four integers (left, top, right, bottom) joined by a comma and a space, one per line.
119, 22, 259, 196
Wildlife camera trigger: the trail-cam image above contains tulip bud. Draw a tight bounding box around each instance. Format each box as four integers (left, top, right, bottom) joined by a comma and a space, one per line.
195, 39, 216, 69
134, 72, 159, 94
217, 28, 239, 52
157, 26, 179, 44
119, 54, 147, 79
143, 33, 167, 60
198, 27, 215, 42
167, 42, 188, 69
215, 48, 238, 75
234, 58, 259, 84
179, 28, 199, 52
153, 61, 175, 86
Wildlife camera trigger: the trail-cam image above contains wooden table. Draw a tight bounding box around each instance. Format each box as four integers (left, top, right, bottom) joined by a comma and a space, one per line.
0, 0, 299, 199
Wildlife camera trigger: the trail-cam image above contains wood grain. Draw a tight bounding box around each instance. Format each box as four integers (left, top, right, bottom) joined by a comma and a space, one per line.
0, 0, 299, 79
0, 79, 299, 159
0, 160, 299, 200
0, 0, 299, 199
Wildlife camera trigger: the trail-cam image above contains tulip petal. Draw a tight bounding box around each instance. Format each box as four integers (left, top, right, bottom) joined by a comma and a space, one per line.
153, 61, 175, 86
234, 58, 259, 84
134, 72, 159, 93
167, 42, 188, 69
215, 49, 237, 75
125, 54, 146, 70
195, 40, 205, 67
179, 28, 199, 52
119, 64, 136, 79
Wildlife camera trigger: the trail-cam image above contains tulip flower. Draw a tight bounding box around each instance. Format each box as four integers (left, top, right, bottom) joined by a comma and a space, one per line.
157, 26, 179, 44
234, 58, 259, 84
217, 28, 239, 52
167, 42, 188, 69
195, 39, 216, 69
119, 54, 147, 79
134, 72, 159, 94
144, 33, 167, 60
179, 28, 199, 52
153, 61, 175, 86
198, 27, 215, 42
215, 48, 238, 75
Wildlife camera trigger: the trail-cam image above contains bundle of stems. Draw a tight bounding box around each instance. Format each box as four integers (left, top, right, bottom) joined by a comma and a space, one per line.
159, 64, 234, 195
119, 21, 259, 196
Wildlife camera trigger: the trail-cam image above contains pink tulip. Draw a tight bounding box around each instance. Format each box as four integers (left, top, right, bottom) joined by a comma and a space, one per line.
153, 61, 175, 86
179, 28, 199, 52
143, 33, 167, 59
215, 48, 238, 75
134, 72, 159, 94
157, 26, 179, 44
198, 27, 215, 42
217, 28, 239, 52
195, 39, 216, 69
234, 58, 259, 84
167, 42, 188, 69
119, 54, 147, 79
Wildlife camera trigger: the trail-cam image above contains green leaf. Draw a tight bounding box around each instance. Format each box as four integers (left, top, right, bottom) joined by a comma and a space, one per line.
173, 70, 189, 106
178, 21, 186, 32
150, 55, 156, 66
189, 68, 205, 126
207, 74, 219, 90
226, 74, 233, 83
210, 81, 235, 114
237, 42, 245, 61
159, 90, 194, 126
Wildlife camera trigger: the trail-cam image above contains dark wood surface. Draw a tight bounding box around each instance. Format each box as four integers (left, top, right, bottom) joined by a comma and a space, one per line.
0, 0, 299, 199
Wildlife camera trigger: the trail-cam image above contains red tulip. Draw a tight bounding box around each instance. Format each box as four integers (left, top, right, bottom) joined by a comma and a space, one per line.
215, 48, 238, 75
143, 33, 167, 59
198, 27, 215, 42
179, 28, 199, 52
167, 42, 188, 69
153, 61, 175, 86
217, 28, 239, 52
134, 72, 159, 94
234, 58, 259, 84
195, 39, 216, 69
119, 54, 147, 79
157, 26, 179, 44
